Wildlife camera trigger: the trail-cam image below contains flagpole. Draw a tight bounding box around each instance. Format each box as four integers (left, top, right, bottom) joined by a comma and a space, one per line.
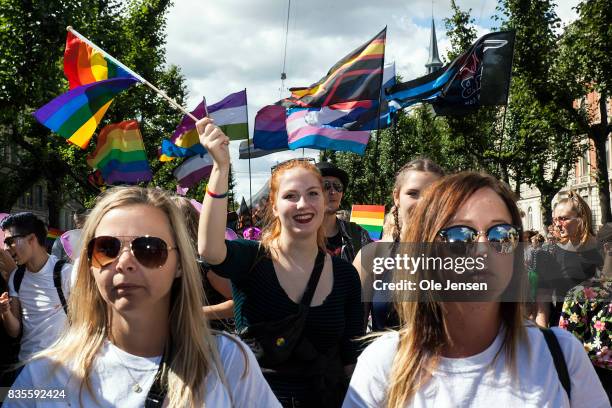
66, 26, 197, 121
244, 89, 253, 217
370, 35, 387, 204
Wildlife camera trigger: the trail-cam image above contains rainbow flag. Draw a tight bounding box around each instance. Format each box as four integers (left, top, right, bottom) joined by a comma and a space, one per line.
47, 227, 64, 241
284, 28, 386, 108
286, 108, 370, 155
33, 77, 138, 149
350, 205, 385, 240
87, 120, 152, 185
64, 31, 133, 89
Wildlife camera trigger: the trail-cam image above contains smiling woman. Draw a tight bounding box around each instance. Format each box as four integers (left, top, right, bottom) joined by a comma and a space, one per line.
197, 117, 364, 408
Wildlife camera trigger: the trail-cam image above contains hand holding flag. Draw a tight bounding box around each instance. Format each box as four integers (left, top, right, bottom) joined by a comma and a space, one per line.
195, 117, 231, 168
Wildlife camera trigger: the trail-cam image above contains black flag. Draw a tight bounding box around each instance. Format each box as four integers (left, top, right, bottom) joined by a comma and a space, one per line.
432, 31, 515, 116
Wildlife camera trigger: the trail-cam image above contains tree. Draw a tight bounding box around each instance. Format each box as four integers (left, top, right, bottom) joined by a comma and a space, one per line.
0, 0, 189, 224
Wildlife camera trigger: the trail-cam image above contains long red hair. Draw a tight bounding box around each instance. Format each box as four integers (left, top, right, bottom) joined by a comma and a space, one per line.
260, 159, 327, 252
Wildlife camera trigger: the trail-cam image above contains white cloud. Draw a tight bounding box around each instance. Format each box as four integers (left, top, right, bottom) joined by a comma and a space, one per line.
164, 0, 576, 200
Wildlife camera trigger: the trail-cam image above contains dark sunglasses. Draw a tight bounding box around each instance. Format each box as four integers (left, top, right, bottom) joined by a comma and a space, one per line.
3, 235, 27, 248
87, 236, 177, 269
437, 223, 520, 254
324, 180, 344, 193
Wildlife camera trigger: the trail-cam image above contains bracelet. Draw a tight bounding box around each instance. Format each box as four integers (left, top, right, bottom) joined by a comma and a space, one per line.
206, 187, 228, 199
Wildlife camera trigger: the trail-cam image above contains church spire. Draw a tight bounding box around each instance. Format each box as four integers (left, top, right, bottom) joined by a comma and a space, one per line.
425, 18, 443, 74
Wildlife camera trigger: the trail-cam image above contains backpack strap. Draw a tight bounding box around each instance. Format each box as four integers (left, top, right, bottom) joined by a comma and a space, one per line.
540, 328, 571, 399
144, 343, 172, 408
12, 265, 26, 294
300, 250, 326, 307
53, 260, 68, 315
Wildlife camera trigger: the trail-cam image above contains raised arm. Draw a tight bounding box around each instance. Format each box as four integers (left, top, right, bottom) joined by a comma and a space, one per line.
197, 117, 231, 265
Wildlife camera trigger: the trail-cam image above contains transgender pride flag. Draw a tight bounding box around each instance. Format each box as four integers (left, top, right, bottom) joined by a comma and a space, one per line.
286, 108, 371, 155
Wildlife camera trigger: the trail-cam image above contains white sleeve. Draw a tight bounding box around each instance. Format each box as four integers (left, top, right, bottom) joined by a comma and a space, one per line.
7, 267, 18, 297
3, 364, 35, 407
216, 334, 281, 408
551, 328, 609, 408
343, 333, 397, 408
60, 262, 73, 300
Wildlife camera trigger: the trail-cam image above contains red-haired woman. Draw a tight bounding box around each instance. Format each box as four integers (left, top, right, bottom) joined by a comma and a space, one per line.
196, 118, 364, 408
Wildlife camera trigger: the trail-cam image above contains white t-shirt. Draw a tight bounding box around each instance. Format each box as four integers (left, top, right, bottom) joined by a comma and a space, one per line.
6, 334, 281, 408
343, 324, 609, 408
8, 255, 72, 361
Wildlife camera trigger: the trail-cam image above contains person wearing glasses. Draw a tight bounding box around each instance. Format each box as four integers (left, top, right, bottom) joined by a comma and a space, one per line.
559, 223, 612, 404
343, 172, 607, 408
353, 158, 444, 331
315, 161, 372, 262
197, 118, 364, 407
5, 186, 279, 407
535, 192, 602, 327
0, 212, 72, 364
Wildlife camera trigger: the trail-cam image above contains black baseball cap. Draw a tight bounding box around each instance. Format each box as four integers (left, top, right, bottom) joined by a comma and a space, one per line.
316, 162, 349, 188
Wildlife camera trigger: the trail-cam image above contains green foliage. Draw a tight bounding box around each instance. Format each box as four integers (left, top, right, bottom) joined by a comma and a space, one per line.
0, 0, 189, 224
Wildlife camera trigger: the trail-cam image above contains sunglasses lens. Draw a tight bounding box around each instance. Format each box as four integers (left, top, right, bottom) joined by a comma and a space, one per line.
89, 236, 121, 268
439, 226, 476, 256
487, 225, 519, 254
334, 182, 343, 192
132, 237, 168, 268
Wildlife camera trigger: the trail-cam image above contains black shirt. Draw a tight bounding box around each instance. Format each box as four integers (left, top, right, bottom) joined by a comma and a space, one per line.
209, 239, 364, 399
326, 231, 343, 257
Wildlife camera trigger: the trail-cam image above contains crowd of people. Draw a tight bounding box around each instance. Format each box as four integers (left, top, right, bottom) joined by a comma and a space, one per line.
0, 118, 609, 407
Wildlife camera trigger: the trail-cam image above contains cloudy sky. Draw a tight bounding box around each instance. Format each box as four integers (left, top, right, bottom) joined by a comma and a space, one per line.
164, 0, 579, 202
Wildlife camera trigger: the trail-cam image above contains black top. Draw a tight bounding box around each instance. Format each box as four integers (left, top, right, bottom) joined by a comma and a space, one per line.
326, 231, 343, 257
209, 239, 364, 398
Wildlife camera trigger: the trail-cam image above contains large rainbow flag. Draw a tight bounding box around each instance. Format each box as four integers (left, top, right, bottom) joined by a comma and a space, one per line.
64, 31, 133, 89
34, 78, 138, 149
87, 120, 152, 185
350, 205, 385, 240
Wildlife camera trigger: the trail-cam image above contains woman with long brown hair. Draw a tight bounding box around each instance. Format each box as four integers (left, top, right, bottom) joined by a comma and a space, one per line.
344, 172, 606, 407
197, 117, 363, 407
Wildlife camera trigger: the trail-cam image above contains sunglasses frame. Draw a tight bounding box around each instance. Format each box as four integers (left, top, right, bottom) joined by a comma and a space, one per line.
87, 235, 177, 269
3, 234, 27, 248
437, 223, 521, 254
323, 180, 344, 193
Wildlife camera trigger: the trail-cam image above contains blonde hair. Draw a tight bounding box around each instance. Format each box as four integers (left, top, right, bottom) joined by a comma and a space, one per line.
386, 172, 527, 407
555, 190, 594, 246
260, 159, 327, 251
34, 186, 229, 406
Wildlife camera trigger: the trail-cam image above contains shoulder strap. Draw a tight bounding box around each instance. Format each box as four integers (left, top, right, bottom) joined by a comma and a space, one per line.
13, 265, 26, 293
53, 260, 68, 315
540, 328, 571, 399
300, 250, 326, 307
145, 345, 172, 408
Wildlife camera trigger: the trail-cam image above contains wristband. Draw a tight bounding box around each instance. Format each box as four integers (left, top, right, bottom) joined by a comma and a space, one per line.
206, 187, 228, 199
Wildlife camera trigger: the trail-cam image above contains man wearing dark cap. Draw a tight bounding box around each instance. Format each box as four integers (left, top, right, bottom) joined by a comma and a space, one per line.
316, 161, 372, 262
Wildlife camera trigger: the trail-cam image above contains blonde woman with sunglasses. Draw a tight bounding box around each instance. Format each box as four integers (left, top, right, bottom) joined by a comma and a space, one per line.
5, 186, 279, 407
344, 172, 607, 408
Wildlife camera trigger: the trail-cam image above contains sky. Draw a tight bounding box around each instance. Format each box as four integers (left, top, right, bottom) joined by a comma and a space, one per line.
164, 0, 580, 202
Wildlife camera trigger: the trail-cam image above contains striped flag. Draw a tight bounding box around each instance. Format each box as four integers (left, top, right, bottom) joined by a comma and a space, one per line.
160, 90, 248, 161
86, 120, 152, 185
238, 140, 288, 159
350, 205, 385, 240
284, 28, 386, 108
174, 153, 214, 189
253, 105, 289, 150
286, 108, 370, 155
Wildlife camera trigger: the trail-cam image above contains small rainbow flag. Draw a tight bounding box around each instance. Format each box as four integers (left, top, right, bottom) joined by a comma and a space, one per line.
350, 204, 385, 241
87, 120, 152, 185
47, 227, 64, 241
64, 31, 133, 89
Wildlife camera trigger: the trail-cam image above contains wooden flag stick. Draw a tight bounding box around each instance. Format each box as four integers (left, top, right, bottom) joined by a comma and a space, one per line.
66, 26, 197, 121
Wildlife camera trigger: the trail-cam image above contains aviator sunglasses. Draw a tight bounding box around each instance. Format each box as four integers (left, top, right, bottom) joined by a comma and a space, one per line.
437, 223, 520, 254
3, 234, 27, 248
87, 236, 177, 269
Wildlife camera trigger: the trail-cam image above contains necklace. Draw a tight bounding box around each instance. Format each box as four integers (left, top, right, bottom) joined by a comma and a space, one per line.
109, 343, 145, 393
